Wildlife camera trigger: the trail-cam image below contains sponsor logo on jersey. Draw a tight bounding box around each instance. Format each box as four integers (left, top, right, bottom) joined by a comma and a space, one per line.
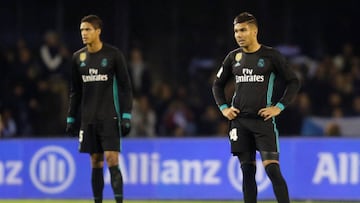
235, 68, 264, 83
82, 68, 108, 82
80, 62, 86, 67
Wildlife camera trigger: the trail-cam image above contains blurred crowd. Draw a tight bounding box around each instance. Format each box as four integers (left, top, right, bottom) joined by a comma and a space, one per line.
1, 31, 360, 138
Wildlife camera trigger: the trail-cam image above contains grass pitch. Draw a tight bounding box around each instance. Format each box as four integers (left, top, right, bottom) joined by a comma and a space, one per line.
0, 200, 352, 203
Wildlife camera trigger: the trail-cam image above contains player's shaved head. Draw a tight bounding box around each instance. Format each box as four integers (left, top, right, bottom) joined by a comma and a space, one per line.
81, 14, 103, 30
233, 12, 258, 28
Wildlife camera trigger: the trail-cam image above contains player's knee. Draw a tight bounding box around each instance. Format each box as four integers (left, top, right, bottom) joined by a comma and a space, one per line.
105, 153, 119, 166
260, 151, 279, 161
241, 163, 256, 177
265, 163, 285, 185
91, 154, 104, 168
237, 152, 256, 164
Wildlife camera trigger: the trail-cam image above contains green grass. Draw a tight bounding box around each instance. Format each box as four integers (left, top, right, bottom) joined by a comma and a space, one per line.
0, 200, 351, 203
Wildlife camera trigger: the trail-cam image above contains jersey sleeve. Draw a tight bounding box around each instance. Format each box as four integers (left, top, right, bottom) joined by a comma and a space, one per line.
212, 53, 233, 111
114, 50, 133, 119
272, 50, 301, 110
67, 53, 82, 123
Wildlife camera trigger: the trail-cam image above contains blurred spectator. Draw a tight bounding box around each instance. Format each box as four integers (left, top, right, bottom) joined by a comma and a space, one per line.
303, 58, 334, 116
327, 92, 345, 117
0, 109, 17, 138
351, 56, 360, 96
30, 80, 64, 135
129, 96, 156, 137
128, 47, 152, 97
152, 82, 174, 134
3, 83, 33, 136
162, 100, 196, 137
37, 31, 70, 128
0, 114, 3, 137
333, 43, 354, 74
216, 121, 229, 136
198, 105, 223, 135
324, 122, 341, 137
351, 96, 360, 116
38, 30, 70, 79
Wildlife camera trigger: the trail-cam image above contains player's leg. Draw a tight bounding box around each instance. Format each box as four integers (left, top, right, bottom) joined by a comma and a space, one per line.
261, 152, 290, 203
100, 120, 123, 203
90, 153, 105, 203
105, 151, 123, 203
236, 152, 257, 203
230, 118, 257, 202
79, 123, 105, 203
250, 118, 290, 203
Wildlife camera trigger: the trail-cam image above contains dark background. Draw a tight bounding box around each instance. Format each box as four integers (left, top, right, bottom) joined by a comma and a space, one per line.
1, 0, 359, 83
1, 0, 359, 137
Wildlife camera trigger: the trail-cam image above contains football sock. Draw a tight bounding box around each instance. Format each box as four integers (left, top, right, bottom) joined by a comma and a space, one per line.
241, 163, 257, 203
109, 165, 123, 203
265, 163, 290, 203
91, 168, 104, 203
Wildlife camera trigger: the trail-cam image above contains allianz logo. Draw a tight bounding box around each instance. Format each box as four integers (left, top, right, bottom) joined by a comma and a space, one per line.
103, 152, 271, 193
29, 146, 75, 194
313, 152, 360, 184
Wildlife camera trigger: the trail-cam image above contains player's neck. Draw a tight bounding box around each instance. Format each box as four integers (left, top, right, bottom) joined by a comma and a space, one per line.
87, 40, 103, 53
242, 42, 261, 53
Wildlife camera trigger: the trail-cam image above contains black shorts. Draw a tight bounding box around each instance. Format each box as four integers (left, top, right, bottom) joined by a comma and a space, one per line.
79, 119, 121, 153
229, 117, 280, 155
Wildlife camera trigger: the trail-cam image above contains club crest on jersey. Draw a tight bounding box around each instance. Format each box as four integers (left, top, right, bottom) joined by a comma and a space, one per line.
101, 58, 108, 67
79, 52, 87, 67
80, 52, 86, 61
257, 58, 265, 68
234, 53, 242, 67
235, 53, 242, 61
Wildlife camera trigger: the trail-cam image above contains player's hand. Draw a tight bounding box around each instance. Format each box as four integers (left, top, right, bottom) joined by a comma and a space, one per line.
120, 119, 131, 136
221, 107, 240, 120
258, 106, 281, 121
66, 122, 77, 137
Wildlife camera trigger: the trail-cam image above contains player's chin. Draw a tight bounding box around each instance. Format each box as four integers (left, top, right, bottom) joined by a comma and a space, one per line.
237, 42, 246, 47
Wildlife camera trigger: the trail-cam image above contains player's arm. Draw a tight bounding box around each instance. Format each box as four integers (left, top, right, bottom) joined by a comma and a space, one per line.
258, 50, 301, 121
272, 50, 301, 110
67, 54, 82, 122
66, 54, 82, 134
114, 49, 133, 120
212, 53, 240, 120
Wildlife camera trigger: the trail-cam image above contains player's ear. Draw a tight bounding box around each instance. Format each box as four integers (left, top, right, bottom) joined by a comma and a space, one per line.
252, 26, 258, 36
96, 28, 101, 35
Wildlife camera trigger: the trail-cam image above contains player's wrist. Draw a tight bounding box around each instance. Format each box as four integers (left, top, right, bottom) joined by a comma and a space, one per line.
219, 104, 229, 111
67, 117, 75, 123
275, 103, 285, 111
122, 113, 132, 120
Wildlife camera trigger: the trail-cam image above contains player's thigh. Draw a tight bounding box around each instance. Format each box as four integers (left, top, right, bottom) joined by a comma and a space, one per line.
237, 151, 256, 164
251, 119, 279, 152
98, 119, 121, 152
79, 123, 103, 153
229, 119, 255, 154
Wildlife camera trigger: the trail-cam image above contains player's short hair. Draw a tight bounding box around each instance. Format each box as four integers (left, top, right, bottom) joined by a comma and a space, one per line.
233, 12, 258, 27
81, 14, 103, 30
